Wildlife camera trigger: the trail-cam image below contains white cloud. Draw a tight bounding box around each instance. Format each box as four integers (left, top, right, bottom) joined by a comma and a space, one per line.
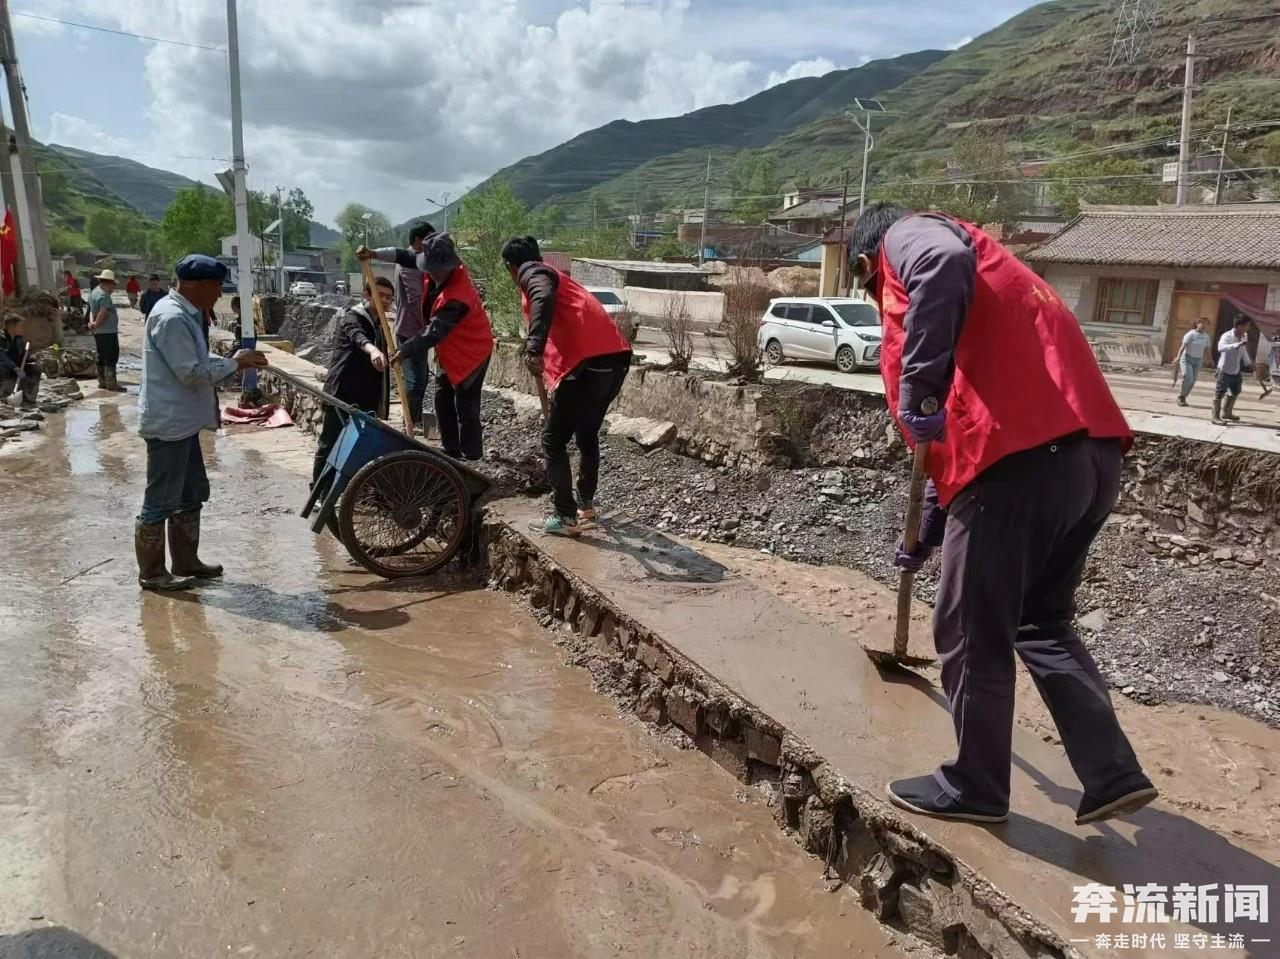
46, 113, 137, 157
766, 57, 838, 88
26, 0, 1043, 223
948, 35, 974, 50
12, 14, 65, 38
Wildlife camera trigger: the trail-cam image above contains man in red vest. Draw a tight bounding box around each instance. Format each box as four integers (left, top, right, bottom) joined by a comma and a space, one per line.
501, 235, 632, 537
848, 203, 1155, 827
389, 233, 494, 459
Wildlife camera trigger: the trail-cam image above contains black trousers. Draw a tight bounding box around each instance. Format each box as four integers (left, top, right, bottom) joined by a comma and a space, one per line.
94, 332, 120, 372
932, 435, 1147, 811
543, 353, 631, 519
435, 356, 489, 460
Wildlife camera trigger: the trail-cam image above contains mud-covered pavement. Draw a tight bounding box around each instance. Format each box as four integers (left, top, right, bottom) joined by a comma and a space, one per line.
0, 390, 910, 958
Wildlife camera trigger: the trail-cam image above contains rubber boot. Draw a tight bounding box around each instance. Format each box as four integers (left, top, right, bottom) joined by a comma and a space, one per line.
1212, 396, 1223, 423
97, 364, 108, 391
106, 366, 128, 392
168, 509, 223, 578
1223, 395, 1240, 422
135, 520, 195, 591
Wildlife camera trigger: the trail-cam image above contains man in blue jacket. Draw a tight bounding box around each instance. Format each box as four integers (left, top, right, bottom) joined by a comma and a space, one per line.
135, 254, 266, 591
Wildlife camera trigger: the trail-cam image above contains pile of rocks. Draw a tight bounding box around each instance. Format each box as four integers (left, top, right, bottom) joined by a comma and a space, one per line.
278, 293, 357, 365
0, 377, 84, 448
1138, 529, 1263, 570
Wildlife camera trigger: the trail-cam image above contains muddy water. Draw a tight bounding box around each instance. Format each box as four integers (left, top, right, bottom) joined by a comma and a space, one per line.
0, 395, 906, 959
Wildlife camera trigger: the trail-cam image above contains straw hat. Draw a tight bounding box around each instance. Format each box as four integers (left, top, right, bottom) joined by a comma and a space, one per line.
96, 269, 117, 283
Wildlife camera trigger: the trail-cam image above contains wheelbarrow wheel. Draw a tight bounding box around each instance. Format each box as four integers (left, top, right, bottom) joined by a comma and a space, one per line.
337, 450, 471, 579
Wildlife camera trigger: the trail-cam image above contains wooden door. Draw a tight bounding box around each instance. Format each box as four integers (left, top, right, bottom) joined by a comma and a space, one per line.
1164, 292, 1220, 363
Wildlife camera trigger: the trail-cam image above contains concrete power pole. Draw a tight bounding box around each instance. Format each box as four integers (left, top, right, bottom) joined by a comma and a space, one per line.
0, 0, 54, 291
275, 185, 285, 294
1175, 35, 1197, 207
1214, 105, 1233, 205
226, 0, 256, 387
698, 154, 711, 266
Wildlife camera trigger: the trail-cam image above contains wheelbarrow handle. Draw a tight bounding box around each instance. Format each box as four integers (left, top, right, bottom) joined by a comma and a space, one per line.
264, 363, 361, 416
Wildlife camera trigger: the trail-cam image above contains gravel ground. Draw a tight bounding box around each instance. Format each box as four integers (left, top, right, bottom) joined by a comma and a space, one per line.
479, 391, 1280, 727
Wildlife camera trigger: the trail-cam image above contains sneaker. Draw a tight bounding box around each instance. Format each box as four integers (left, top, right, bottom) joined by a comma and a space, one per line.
1076, 780, 1158, 826
1176, 396, 1188, 407
886, 775, 1008, 824
528, 515, 583, 538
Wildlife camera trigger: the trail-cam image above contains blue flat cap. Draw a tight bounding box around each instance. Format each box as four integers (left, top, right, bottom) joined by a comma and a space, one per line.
175, 253, 229, 281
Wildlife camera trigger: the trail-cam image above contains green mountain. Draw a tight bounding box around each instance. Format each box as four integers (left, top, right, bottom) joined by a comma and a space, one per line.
474, 0, 1280, 219
38, 144, 341, 251
50, 144, 202, 220
479, 49, 946, 210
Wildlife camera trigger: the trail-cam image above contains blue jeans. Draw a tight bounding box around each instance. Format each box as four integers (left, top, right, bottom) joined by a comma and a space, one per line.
400, 351, 429, 426
1178, 355, 1201, 400
139, 435, 210, 524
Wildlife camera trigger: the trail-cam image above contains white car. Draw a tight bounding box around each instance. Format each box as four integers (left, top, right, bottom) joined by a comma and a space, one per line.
289, 280, 318, 297
588, 287, 627, 316
758, 297, 882, 373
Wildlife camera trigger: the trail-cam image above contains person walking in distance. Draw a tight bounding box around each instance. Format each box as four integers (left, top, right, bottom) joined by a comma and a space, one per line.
139, 274, 167, 318
1174, 317, 1211, 407
88, 269, 126, 392
64, 270, 85, 322
125, 274, 142, 309
135, 255, 267, 591
501, 235, 633, 537
1212, 317, 1252, 424
313, 276, 393, 486
388, 233, 494, 460
849, 202, 1155, 826
359, 222, 435, 428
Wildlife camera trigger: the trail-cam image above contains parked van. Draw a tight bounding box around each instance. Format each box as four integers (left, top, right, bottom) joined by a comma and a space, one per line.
758, 297, 882, 372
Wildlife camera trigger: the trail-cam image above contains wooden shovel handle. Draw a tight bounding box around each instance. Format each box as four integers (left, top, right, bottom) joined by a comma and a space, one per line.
359, 259, 413, 435
894, 439, 931, 659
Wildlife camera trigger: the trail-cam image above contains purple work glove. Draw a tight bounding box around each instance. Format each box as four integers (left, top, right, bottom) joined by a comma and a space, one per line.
892, 481, 946, 573
899, 406, 947, 444
894, 540, 933, 572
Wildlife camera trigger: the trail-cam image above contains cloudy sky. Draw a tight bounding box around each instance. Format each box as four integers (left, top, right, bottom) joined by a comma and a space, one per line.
16, 0, 1041, 225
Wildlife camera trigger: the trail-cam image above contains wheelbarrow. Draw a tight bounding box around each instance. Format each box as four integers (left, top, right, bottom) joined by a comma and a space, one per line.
267, 365, 492, 579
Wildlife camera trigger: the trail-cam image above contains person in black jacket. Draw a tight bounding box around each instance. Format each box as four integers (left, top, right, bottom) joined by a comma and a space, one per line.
0, 313, 41, 409
312, 277, 393, 485
139, 274, 167, 318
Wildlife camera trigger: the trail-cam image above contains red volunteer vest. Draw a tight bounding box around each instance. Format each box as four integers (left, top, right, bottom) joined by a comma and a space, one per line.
429, 266, 494, 386
878, 216, 1132, 506
520, 267, 631, 391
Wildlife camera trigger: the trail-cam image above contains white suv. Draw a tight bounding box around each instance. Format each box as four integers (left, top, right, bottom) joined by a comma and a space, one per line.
758, 297, 882, 373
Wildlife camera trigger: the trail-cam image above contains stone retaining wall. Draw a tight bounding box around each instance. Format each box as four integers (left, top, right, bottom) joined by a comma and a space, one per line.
483, 520, 1078, 959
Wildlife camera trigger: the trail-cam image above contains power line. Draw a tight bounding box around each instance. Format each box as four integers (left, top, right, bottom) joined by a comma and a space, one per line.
12, 12, 226, 52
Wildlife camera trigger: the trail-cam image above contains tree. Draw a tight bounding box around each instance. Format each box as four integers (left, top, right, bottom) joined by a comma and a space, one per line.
645, 233, 694, 261
85, 207, 152, 253
728, 153, 779, 223
885, 128, 1029, 227
335, 202, 394, 271
1046, 157, 1159, 219
159, 186, 234, 263
449, 180, 531, 333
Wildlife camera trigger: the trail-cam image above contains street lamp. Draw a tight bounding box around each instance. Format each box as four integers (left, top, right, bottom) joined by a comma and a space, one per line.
425, 193, 452, 234
361, 211, 373, 246
845, 98, 888, 217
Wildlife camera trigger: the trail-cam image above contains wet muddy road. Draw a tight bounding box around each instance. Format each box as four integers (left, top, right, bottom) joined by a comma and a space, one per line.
0, 394, 908, 958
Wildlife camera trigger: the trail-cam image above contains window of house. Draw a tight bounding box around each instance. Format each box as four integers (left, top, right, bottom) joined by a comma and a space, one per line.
1093, 278, 1159, 327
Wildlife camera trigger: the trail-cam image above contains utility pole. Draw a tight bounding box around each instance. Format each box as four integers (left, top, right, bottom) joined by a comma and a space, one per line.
1108, 0, 1154, 67
1214, 105, 1232, 205
698, 153, 711, 266
0, 0, 54, 291
226, 0, 256, 388
836, 168, 850, 296
0, 116, 25, 290
275, 185, 286, 294
1175, 34, 1197, 207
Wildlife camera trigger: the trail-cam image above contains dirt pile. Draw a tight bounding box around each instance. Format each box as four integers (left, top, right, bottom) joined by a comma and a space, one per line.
278, 293, 356, 365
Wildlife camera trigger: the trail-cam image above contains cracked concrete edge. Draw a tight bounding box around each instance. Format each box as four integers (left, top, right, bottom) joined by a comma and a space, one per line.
481, 516, 1083, 959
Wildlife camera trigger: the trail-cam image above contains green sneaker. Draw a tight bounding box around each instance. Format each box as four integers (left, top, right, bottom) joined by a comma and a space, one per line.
528, 515, 583, 537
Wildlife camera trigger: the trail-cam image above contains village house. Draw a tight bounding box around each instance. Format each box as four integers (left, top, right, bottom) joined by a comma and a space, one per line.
1024, 204, 1280, 365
